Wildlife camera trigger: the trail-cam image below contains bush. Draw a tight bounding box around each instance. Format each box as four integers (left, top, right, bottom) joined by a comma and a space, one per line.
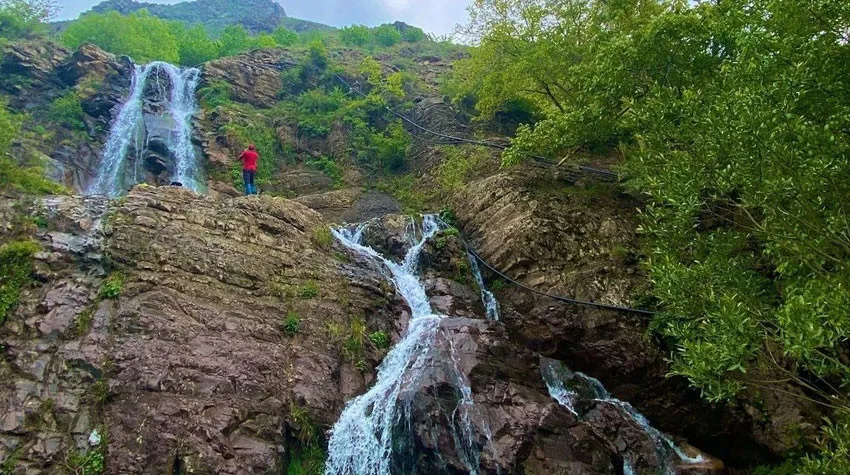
272, 26, 298, 46
98, 274, 123, 300
0, 240, 39, 325
197, 80, 232, 108
372, 25, 401, 47
339, 25, 371, 47
402, 27, 426, 43
281, 311, 300, 337
298, 282, 319, 300
312, 226, 333, 248
48, 92, 85, 129
0, 0, 55, 42
434, 145, 490, 194
369, 331, 390, 350
62, 10, 181, 64
305, 156, 343, 187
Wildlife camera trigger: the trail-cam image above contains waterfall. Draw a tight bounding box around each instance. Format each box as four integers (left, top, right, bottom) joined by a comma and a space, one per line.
467, 251, 500, 321
326, 216, 485, 475
540, 358, 705, 472
87, 61, 202, 197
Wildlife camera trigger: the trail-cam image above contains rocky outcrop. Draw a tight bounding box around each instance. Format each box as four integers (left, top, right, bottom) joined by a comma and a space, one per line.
451, 163, 818, 466
0, 41, 130, 193
201, 49, 297, 108
0, 187, 409, 473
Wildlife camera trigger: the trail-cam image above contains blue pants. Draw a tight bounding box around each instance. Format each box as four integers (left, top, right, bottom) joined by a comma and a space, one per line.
243, 170, 256, 195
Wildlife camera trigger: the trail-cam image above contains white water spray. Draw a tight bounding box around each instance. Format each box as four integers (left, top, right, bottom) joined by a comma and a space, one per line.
326, 216, 485, 475
87, 62, 202, 197
467, 251, 500, 321
540, 358, 705, 472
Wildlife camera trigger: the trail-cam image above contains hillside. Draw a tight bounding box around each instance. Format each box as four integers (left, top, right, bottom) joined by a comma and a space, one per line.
2, 0, 850, 474
83, 0, 332, 34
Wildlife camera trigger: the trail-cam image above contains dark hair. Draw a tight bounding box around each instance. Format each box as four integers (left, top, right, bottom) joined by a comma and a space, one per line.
248, 144, 256, 151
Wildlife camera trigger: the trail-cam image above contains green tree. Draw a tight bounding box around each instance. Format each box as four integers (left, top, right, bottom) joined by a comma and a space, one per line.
372, 24, 401, 47
340, 25, 371, 47
177, 25, 218, 66
217, 24, 255, 57
0, 0, 56, 41
62, 10, 181, 63
272, 26, 298, 46
402, 26, 426, 43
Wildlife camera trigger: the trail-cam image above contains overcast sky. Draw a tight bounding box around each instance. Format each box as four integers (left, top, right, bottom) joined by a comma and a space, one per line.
54, 0, 472, 36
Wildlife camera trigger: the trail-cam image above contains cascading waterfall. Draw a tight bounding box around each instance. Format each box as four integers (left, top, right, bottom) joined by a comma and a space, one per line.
467, 252, 500, 321
86, 61, 202, 197
540, 358, 705, 473
326, 216, 485, 475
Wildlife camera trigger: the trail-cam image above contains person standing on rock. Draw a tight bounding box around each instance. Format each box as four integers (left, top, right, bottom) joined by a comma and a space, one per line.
239, 144, 259, 195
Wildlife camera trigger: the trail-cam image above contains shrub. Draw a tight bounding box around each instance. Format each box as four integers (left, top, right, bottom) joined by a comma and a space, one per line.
48, 92, 85, 129
298, 282, 319, 300
312, 226, 333, 248
369, 331, 390, 350
197, 80, 232, 108
0, 240, 39, 325
339, 25, 371, 47
372, 25, 401, 47
281, 311, 300, 336
402, 27, 426, 43
272, 26, 298, 46
434, 145, 490, 194
305, 156, 343, 187
98, 274, 123, 300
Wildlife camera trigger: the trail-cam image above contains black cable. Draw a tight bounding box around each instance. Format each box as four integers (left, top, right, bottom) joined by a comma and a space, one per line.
435, 217, 661, 317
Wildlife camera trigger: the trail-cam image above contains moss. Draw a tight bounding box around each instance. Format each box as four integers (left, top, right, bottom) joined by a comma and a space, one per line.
0, 240, 40, 325
368, 331, 390, 350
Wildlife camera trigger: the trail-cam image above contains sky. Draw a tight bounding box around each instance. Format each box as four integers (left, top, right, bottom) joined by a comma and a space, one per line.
54, 0, 472, 36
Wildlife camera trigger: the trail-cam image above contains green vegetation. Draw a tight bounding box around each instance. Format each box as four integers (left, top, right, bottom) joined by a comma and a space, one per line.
0, 447, 21, 475
287, 403, 325, 475
368, 331, 390, 350
98, 274, 123, 300
0, 240, 39, 325
61, 10, 301, 66
434, 145, 491, 195
372, 24, 402, 47
0, 0, 55, 43
48, 92, 85, 130
0, 101, 65, 195
281, 311, 301, 337
298, 281, 319, 300
343, 317, 367, 363
312, 226, 334, 249
75, 308, 94, 336
197, 80, 232, 109
67, 429, 106, 475
456, 0, 850, 467
339, 25, 371, 47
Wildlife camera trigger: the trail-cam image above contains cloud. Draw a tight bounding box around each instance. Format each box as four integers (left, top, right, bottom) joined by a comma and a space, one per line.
55, 0, 471, 36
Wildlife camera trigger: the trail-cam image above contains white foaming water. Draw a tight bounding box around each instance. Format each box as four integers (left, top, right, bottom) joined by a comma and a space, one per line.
87, 62, 202, 197
540, 358, 705, 472
326, 215, 486, 475
467, 251, 500, 321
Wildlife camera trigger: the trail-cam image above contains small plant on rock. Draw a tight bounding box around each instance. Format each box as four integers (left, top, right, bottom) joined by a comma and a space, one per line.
312, 226, 333, 249
369, 331, 390, 350
298, 282, 319, 300
98, 274, 123, 300
281, 311, 301, 337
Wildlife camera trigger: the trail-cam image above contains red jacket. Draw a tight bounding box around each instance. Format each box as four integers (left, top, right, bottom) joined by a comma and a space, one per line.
239, 149, 259, 172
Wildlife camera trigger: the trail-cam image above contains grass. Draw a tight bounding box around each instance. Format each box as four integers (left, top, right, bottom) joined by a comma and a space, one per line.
298, 282, 320, 300
312, 226, 333, 249
75, 308, 94, 336
66, 429, 106, 475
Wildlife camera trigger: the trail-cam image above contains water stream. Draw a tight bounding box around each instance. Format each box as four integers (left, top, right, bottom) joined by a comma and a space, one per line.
540, 358, 705, 473
326, 216, 485, 475
86, 62, 202, 197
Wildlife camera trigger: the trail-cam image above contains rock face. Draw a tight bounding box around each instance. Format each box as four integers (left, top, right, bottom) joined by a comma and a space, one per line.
0, 187, 408, 473
451, 163, 819, 465
201, 49, 297, 108
0, 41, 131, 193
